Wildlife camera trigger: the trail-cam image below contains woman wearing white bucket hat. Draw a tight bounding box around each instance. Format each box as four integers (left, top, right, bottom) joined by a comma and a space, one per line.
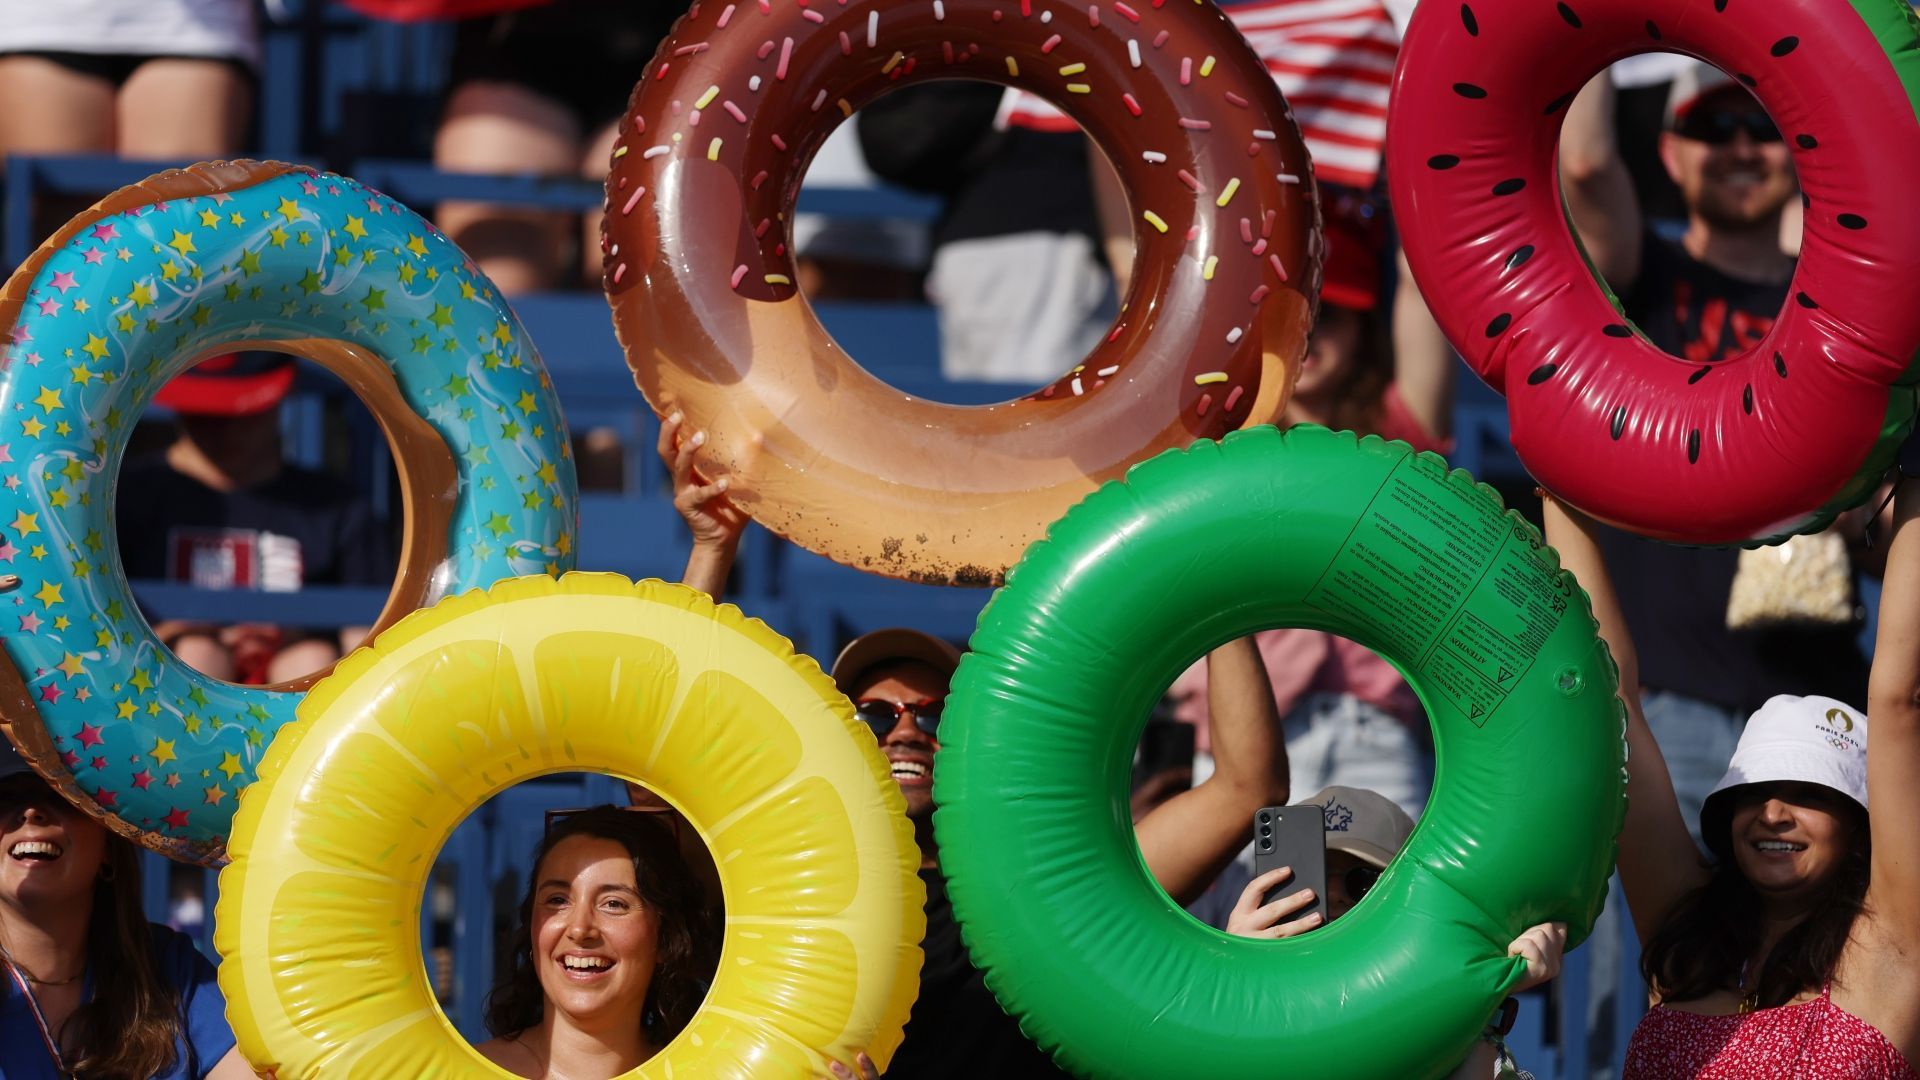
1545, 491, 1920, 1079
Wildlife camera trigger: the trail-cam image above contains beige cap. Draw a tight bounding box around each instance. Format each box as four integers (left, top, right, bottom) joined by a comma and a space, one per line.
1298, 785, 1417, 868
829, 628, 963, 695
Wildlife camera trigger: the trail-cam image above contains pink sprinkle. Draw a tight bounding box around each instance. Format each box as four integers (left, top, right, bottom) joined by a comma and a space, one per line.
717, 3, 735, 25
1021, 0, 1032, 15
674, 42, 710, 56
1115, 0, 1140, 19
1186, 225, 1200, 241
803, 7, 825, 20
772, 133, 789, 150
1269, 254, 1288, 281
1252, 238, 1267, 255
1196, 393, 1213, 416
1177, 169, 1203, 193
725, 100, 747, 122
1041, 33, 1062, 52
758, 39, 776, 59
731, 265, 749, 288
1240, 218, 1253, 244
840, 30, 853, 54
775, 242, 786, 257
634, 116, 646, 134
617, 174, 628, 188
1224, 386, 1244, 411
755, 218, 773, 237
1153, 29, 1169, 47
758, 0, 770, 10
1248, 285, 1269, 304
1262, 209, 1275, 237
613, 262, 628, 284
1246, 141, 1261, 156
751, 170, 770, 189
1108, 322, 1125, 342
944, 41, 954, 63
1180, 57, 1192, 84
689, 2, 701, 16
621, 186, 646, 215
776, 37, 793, 79
1088, 4, 1100, 25
1226, 91, 1249, 107
656, 62, 671, 80
812, 89, 829, 110
690, 109, 703, 126
1179, 117, 1210, 130
1123, 93, 1142, 116
992, 8, 1002, 19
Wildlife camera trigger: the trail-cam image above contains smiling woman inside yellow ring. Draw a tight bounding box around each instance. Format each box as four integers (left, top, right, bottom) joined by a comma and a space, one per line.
214, 573, 925, 1079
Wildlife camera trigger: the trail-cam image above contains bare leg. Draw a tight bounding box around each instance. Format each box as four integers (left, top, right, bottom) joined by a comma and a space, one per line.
118, 59, 252, 158
0, 56, 116, 153
265, 638, 341, 684
169, 632, 237, 683
435, 80, 581, 294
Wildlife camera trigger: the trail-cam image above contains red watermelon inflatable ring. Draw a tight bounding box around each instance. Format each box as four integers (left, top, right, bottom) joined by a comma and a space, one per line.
1387, 0, 1920, 545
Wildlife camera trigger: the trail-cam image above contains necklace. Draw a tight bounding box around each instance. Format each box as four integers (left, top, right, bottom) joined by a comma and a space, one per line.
0, 941, 82, 986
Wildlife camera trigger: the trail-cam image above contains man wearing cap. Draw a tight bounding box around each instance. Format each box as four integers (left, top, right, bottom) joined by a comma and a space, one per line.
661, 414, 1289, 1076
119, 355, 394, 684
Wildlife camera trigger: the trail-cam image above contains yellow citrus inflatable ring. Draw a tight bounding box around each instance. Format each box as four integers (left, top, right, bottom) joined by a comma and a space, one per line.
213, 573, 925, 1078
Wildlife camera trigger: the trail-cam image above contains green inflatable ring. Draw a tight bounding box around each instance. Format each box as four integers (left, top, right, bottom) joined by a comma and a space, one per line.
934, 425, 1626, 1080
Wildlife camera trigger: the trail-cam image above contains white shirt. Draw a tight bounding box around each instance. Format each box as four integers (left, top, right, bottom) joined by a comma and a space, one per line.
0, 0, 258, 67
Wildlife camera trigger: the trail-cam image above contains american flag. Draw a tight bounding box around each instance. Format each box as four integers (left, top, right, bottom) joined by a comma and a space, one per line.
1001, 0, 1402, 192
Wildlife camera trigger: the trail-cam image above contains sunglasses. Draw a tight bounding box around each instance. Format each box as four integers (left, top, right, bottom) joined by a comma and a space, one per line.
853, 698, 943, 740
1673, 109, 1782, 146
543, 803, 685, 846
1343, 864, 1383, 901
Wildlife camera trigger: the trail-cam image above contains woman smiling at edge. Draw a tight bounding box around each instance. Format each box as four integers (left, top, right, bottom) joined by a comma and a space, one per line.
476, 806, 881, 1080
1, 740, 256, 1080
1543, 490, 1920, 1078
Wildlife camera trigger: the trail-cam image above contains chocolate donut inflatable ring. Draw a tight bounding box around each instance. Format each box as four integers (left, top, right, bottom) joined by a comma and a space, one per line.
1388, 0, 1920, 545
0, 161, 578, 864
604, 0, 1320, 585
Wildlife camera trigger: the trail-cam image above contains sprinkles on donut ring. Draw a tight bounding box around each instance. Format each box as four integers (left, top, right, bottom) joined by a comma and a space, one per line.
0, 161, 578, 863
1388, 0, 1920, 544
604, 0, 1320, 585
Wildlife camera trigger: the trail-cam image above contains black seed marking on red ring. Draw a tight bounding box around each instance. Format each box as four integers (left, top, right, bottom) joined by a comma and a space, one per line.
1461, 2, 1479, 34
1736, 72, 1757, 87
1544, 91, 1577, 114
1429, 154, 1461, 170
1796, 134, 1818, 149
1603, 323, 1633, 338
1795, 291, 1818, 309
1743, 384, 1754, 413
1454, 82, 1489, 99
1610, 406, 1627, 440
1493, 178, 1526, 196
1772, 35, 1799, 56
1773, 351, 1787, 377
1687, 429, 1702, 463
1646, 19, 1662, 38
1714, 0, 1728, 12
1557, 1, 1582, 26
1528, 362, 1558, 385
1688, 365, 1712, 385
1802, 191, 1812, 209
1486, 312, 1512, 336
1506, 245, 1535, 270
1839, 213, 1868, 229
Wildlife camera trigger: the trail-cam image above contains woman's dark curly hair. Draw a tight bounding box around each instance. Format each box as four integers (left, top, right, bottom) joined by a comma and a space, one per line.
1641, 788, 1871, 1010
484, 806, 719, 1047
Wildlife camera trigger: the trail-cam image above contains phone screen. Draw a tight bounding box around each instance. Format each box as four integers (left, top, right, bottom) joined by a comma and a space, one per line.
1250, 805, 1329, 926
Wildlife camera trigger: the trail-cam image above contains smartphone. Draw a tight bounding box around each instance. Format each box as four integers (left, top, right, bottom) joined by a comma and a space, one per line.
1251, 805, 1328, 926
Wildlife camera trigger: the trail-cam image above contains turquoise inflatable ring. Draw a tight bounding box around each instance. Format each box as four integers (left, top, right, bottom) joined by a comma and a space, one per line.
935, 425, 1627, 1079
0, 160, 578, 865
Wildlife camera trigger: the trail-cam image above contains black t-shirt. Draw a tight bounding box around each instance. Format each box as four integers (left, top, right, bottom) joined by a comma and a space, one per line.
117, 456, 394, 595
1594, 231, 1868, 713
886, 868, 1072, 1079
